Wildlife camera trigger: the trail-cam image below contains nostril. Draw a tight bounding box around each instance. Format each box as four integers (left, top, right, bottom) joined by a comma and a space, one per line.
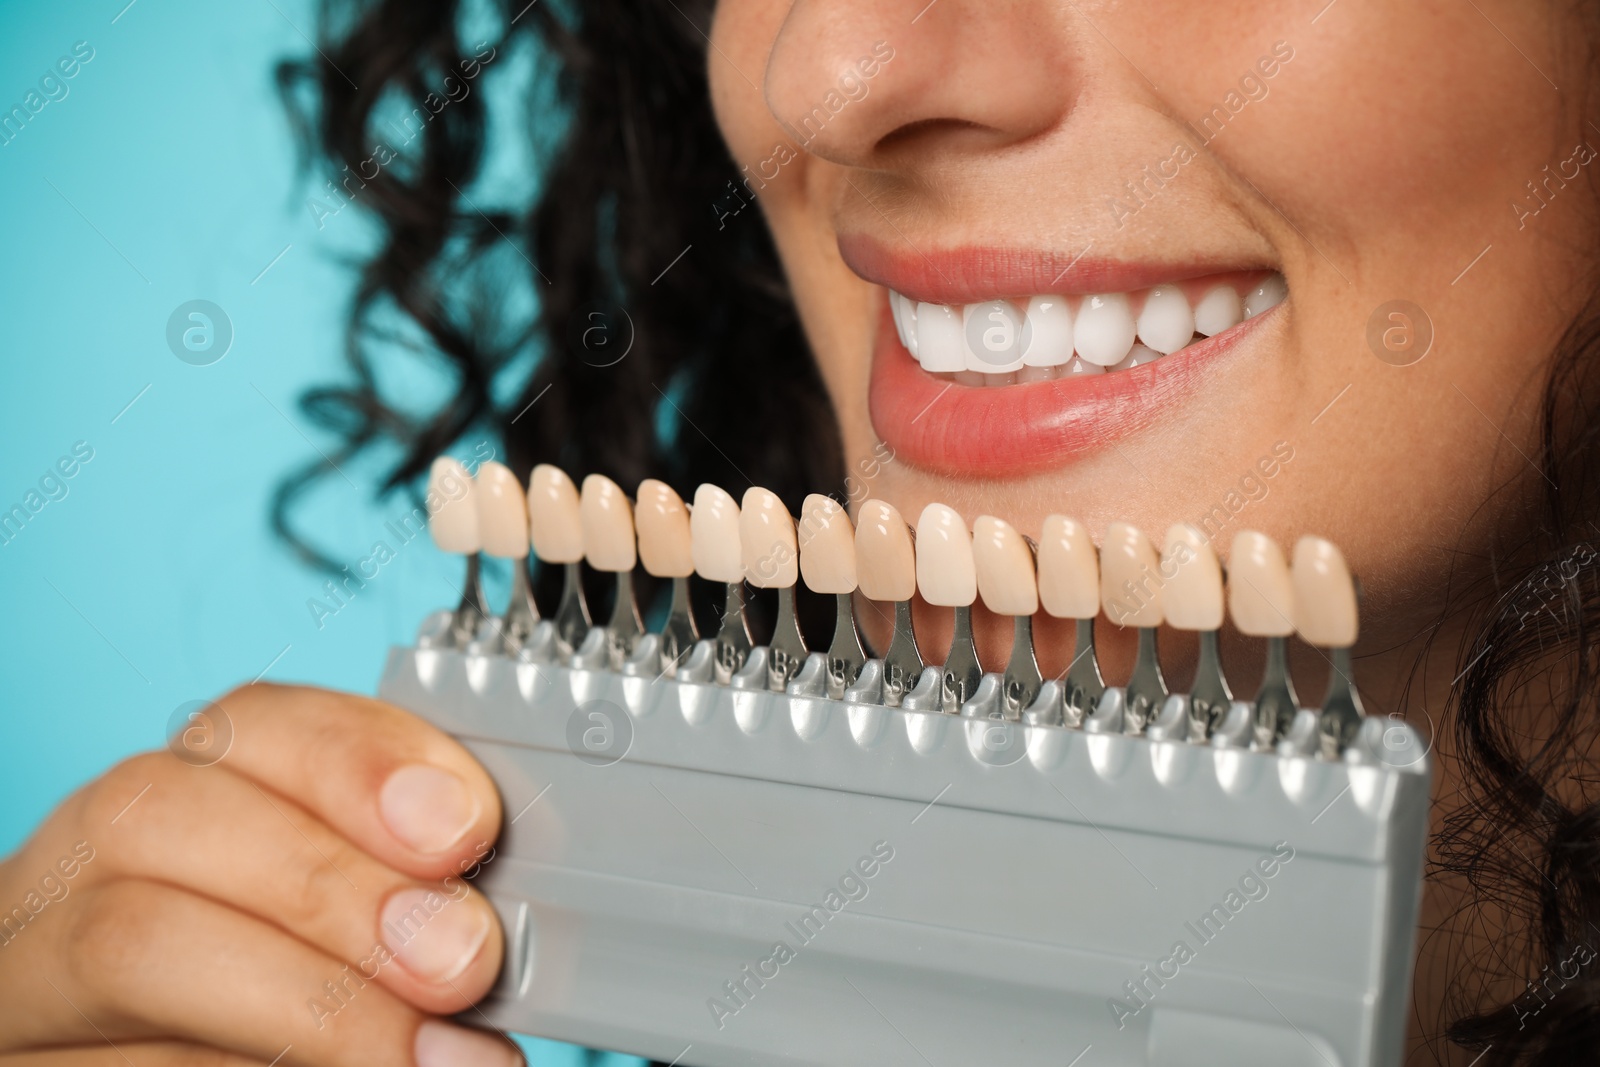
876, 116, 991, 153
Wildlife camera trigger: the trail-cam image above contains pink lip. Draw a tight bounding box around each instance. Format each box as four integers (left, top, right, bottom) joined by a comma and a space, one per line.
866, 298, 1273, 482
839, 235, 1272, 305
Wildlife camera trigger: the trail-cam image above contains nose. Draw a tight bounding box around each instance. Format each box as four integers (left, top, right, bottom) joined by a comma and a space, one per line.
762, 0, 1078, 168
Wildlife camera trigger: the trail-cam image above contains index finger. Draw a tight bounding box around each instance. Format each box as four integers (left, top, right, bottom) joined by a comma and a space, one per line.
189, 683, 502, 881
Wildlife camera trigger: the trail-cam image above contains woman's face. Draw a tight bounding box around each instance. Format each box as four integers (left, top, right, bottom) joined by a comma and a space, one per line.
710, 1, 1595, 1049
708, 0, 1597, 703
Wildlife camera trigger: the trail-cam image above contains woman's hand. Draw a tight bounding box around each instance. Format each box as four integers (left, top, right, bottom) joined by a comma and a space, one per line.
0, 683, 523, 1067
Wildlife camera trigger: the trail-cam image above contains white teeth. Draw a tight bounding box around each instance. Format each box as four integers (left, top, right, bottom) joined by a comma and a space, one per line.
1109, 343, 1163, 373
1244, 273, 1288, 318
1021, 295, 1072, 367
963, 300, 1027, 373
889, 274, 1283, 386
893, 291, 919, 356
1135, 286, 1194, 355
1193, 284, 1242, 337
915, 301, 964, 372
1072, 293, 1136, 367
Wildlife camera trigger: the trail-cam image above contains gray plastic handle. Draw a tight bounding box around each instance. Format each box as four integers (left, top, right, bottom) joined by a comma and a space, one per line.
378, 632, 1429, 1067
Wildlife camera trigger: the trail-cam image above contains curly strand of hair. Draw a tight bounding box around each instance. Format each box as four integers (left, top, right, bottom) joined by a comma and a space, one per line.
275, 0, 841, 641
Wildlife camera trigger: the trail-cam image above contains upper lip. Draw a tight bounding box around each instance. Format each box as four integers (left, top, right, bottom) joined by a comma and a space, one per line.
837, 233, 1273, 305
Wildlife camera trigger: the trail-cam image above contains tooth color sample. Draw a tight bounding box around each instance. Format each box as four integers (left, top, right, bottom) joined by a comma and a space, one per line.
635, 479, 694, 578
579, 474, 637, 572
1022, 295, 1073, 367
1161, 523, 1223, 631
475, 461, 529, 559
527, 464, 585, 563
1100, 522, 1162, 628
1136, 286, 1195, 355
1073, 293, 1137, 367
856, 500, 917, 602
691, 484, 743, 583
973, 516, 1038, 616
1292, 536, 1359, 647
1244, 273, 1288, 318
799, 494, 856, 595
740, 487, 799, 589
915, 503, 977, 608
1193, 284, 1243, 337
1037, 515, 1099, 619
428, 457, 481, 555
1227, 531, 1294, 637
916, 301, 965, 373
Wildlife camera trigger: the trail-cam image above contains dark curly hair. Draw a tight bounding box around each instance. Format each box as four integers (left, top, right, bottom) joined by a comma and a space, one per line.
277, 1, 1600, 1061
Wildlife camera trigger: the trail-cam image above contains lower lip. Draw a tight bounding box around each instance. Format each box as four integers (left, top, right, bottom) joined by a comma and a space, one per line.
867, 300, 1271, 479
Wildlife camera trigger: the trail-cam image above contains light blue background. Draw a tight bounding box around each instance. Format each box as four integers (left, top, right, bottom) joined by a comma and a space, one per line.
0, 3, 637, 1063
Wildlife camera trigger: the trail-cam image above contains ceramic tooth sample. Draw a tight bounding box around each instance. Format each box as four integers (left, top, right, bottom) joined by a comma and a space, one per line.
635, 479, 699, 672
428, 456, 488, 647
1163, 524, 1231, 739
1100, 522, 1167, 732
1228, 530, 1299, 747
1292, 536, 1364, 757
917, 503, 982, 712
973, 516, 1042, 718
475, 461, 539, 652
1037, 516, 1105, 721
529, 464, 591, 657
581, 474, 644, 668
856, 500, 924, 706
741, 487, 807, 692
692, 484, 752, 684
799, 495, 866, 699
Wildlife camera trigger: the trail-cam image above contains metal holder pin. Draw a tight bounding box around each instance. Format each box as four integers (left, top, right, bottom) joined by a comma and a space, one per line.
1252, 635, 1299, 749
825, 592, 867, 700
658, 575, 699, 675
1123, 627, 1168, 734
1001, 614, 1044, 719
940, 604, 984, 713
1186, 629, 1233, 741
766, 584, 808, 693
552, 561, 591, 659
881, 599, 924, 708
449, 552, 490, 648
714, 581, 754, 685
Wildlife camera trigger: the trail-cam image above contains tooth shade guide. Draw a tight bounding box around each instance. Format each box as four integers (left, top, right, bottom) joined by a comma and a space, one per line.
1161, 523, 1224, 632
798, 494, 856, 595
1291, 535, 1359, 648
739, 486, 799, 589
427, 456, 481, 555
690, 483, 743, 584
579, 474, 638, 573
635, 479, 695, 578
915, 503, 977, 608
1226, 530, 1295, 637
528, 464, 585, 564
475, 461, 530, 560
1099, 522, 1163, 629
855, 499, 916, 603
972, 516, 1038, 617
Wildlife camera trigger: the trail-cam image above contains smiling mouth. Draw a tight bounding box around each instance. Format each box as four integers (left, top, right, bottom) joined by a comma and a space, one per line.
849, 242, 1288, 479
889, 271, 1285, 386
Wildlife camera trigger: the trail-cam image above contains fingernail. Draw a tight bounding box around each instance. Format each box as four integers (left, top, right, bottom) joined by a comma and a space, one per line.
382, 887, 492, 982
380, 764, 479, 853
414, 1019, 523, 1067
